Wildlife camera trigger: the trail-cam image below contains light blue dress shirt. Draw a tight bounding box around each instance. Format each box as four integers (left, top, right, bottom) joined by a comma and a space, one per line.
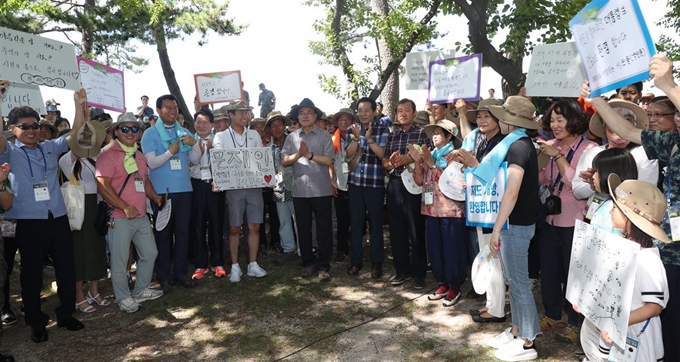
141, 125, 193, 193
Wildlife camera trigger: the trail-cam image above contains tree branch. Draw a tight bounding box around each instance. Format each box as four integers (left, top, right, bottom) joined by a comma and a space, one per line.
330, 0, 359, 103
37, 26, 78, 34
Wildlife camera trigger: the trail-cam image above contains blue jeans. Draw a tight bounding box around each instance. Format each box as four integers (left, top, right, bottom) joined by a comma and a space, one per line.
276, 201, 297, 253
499, 224, 541, 341
426, 217, 468, 288
348, 185, 385, 264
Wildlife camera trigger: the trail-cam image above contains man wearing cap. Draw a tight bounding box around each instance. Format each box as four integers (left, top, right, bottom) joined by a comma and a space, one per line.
44, 99, 60, 123
640, 92, 655, 111
382, 99, 433, 289
212, 107, 230, 133
136, 95, 155, 120
97, 113, 164, 313
188, 109, 226, 280
258, 84, 276, 118
0, 89, 88, 343
213, 100, 268, 282
345, 98, 389, 278
39, 120, 57, 142
266, 111, 299, 264
141, 94, 202, 292
282, 98, 335, 281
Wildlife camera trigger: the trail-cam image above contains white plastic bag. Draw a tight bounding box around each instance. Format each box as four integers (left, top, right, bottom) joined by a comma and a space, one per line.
61, 175, 85, 231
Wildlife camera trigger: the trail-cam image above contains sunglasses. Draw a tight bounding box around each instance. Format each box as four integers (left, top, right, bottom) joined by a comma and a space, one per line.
117, 125, 140, 134
15, 123, 41, 130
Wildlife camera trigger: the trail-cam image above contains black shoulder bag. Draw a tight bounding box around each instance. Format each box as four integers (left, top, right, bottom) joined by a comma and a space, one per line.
94, 173, 132, 236
537, 137, 584, 225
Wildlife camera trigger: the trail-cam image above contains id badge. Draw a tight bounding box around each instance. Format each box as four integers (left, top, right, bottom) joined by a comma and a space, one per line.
1, 219, 16, 238
424, 187, 434, 205
608, 336, 639, 362
33, 182, 50, 202
341, 162, 349, 174
669, 206, 680, 242
134, 178, 145, 193
170, 158, 182, 170
200, 166, 212, 180
585, 197, 603, 221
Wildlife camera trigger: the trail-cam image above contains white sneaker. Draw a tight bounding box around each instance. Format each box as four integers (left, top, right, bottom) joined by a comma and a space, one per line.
229, 265, 242, 283
247, 262, 267, 278
118, 297, 140, 313
132, 288, 164, 303
494, 338, 537, 361
487, 327, 516, 349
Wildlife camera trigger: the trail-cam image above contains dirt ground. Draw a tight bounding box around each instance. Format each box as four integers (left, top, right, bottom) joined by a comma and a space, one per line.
1, 231, 582, 362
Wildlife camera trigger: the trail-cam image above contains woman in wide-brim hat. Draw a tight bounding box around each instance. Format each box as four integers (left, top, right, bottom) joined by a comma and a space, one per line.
408, 119, 468, 307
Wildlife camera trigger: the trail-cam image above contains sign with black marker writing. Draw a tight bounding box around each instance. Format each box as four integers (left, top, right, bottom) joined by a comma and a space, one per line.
1, 81, 44, 115
464, 162, 508, 229
428, 53, 482, 104
525, 42, 587, 97
194, 70, 243, 105
210, 147, 277, 190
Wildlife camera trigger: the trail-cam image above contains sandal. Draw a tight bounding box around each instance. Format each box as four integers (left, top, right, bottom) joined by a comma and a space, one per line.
86, 292, 110, 306
76, 300, 96, 313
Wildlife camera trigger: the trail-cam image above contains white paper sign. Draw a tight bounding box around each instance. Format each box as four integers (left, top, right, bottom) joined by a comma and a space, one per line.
566, 220, 640, 349
77, 57, 125, 112
1, 82, 44, 115
210, 147, 277, 191
155, 199, 172, 232
569, 0, 656, 97
0, 27, 80, 91
404, 49, 455, 90
428, 54, 482, 104
194, 70, 243, 104
439, 161, 466, 201
525, 42, 587, 97
464, 162, 507, 229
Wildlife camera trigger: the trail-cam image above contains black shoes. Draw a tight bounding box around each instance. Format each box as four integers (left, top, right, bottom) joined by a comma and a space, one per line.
0, 352, 14, 362
57, 316, 84, 331
347, 264, 362, 276
390, 274, 411, 286
413, 277, 426, 290
1, 308, 17, 325
371, 263, 383, 279
472, 313, 507, 323
31, 325, 48, 343
172, 276, 197, 289
160, 280, 173, 293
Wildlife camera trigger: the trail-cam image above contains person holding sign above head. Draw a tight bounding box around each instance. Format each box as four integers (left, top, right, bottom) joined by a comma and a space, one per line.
408, 119, 468, 307
581, 54, 680, 361
345, 98, 389, 279
382, 99, 433, 289
141, 94, 202, 293
0, 89, 89, 344
615, 81, 643, 105
213, 99, 268, 282
484, 96, 541, 361
281, 98, 335, 282
576, 174, 668, 362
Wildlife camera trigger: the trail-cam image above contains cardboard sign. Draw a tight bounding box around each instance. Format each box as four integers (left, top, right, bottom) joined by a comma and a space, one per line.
404, 49, 456, 90
566, 220, 640, 349
210, 147, 277, 191
194, 70, 243, 105
569, 0, 656, 97
525, 42, 587, 97
428, 53, 482, 104
464, 162, 508, 229
1, 81, 44, 116
0, 27, 80, 91
77, 57, 125, 112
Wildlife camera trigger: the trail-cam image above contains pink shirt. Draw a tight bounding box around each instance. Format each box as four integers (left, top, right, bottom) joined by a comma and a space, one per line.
538, 136, 597, 227
95, 142, 149, 219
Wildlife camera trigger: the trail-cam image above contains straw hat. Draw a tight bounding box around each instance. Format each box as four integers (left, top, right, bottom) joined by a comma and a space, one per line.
112, 112, 144, 129
39, 120, 57, 135
225, 99, 253, 111
414, 111, 430, 125
608, 174, 670, 243
466, 99, 503, 123
488, 96, 539, 130
290, 98, 323, 119
67, 121, 106, 158
589, 99, 648, 139
265, 110, 292, 127
249, 118, 266, 128
423, 120, 462, 149
213, 107, 229, 121
331, 108, 357, 125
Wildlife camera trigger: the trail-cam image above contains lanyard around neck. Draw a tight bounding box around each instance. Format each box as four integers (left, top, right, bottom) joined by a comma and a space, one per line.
229, 128, 247, 148
21, 145, 47, 181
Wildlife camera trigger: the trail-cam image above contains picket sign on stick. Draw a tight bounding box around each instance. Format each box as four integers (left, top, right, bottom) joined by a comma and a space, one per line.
569, 0, 656, 97
404, 49, 456, 90
428, 53, 482, 104
464, 162, 508, 229
525, 42, 587, 97
194, 70, 243, 105
210, 147, 277, 191
0, 26, 80, 91
1, 82, 44, 116
77, 57, 125, 113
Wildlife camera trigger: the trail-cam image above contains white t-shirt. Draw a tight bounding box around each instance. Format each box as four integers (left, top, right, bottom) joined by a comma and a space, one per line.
59, 151, 99, 195
213, 127, 262, 150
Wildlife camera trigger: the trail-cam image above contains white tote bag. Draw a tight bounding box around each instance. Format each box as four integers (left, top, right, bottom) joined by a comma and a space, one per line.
61, 172, 85, 231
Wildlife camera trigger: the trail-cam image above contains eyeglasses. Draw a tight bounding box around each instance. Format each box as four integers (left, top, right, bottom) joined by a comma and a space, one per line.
647, 112, 675, 118
117, 125, 140, 134
15, 123, 40, 130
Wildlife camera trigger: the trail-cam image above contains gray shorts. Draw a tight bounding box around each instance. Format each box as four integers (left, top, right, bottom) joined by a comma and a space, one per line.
225, 188, 264, 226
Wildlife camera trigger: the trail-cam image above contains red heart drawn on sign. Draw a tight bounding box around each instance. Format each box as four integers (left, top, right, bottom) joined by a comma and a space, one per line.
264, 175, 272, 183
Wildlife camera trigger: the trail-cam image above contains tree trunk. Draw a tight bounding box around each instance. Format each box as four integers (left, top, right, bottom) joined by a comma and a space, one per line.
153, 24, 195, 133
371, 0, 398, 120
81, 0, 95, 58
331, 0, 360, 107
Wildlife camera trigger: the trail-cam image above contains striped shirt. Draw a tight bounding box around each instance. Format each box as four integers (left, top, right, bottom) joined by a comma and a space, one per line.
384, 124, 432, 177
346, 121, 389, 188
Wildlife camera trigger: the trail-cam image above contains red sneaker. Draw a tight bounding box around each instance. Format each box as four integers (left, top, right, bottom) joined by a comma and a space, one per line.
213, 266, 227, 278
191, 268, 208, 280
428, 285, 449, 300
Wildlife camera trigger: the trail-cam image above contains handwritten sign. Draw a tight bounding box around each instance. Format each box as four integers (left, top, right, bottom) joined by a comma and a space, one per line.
566, 220, 639, 349
439, 161, 466, 201
194, 70, 243, 105
210, 147, 276, 190
0, 27, 80, 91
525, 42, 587, 97
464, 162, 508, 229
569, 0, 656, 97
1, 82, 45, 116
428, 53, 482, 104
77, 57, 125, 113
404, 49, 455, 90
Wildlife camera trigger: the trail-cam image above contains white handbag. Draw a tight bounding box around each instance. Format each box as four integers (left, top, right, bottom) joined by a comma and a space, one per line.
61, 171, 85, 231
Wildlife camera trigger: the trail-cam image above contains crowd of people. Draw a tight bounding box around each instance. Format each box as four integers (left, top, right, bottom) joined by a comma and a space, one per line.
0, 54, 678, 362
